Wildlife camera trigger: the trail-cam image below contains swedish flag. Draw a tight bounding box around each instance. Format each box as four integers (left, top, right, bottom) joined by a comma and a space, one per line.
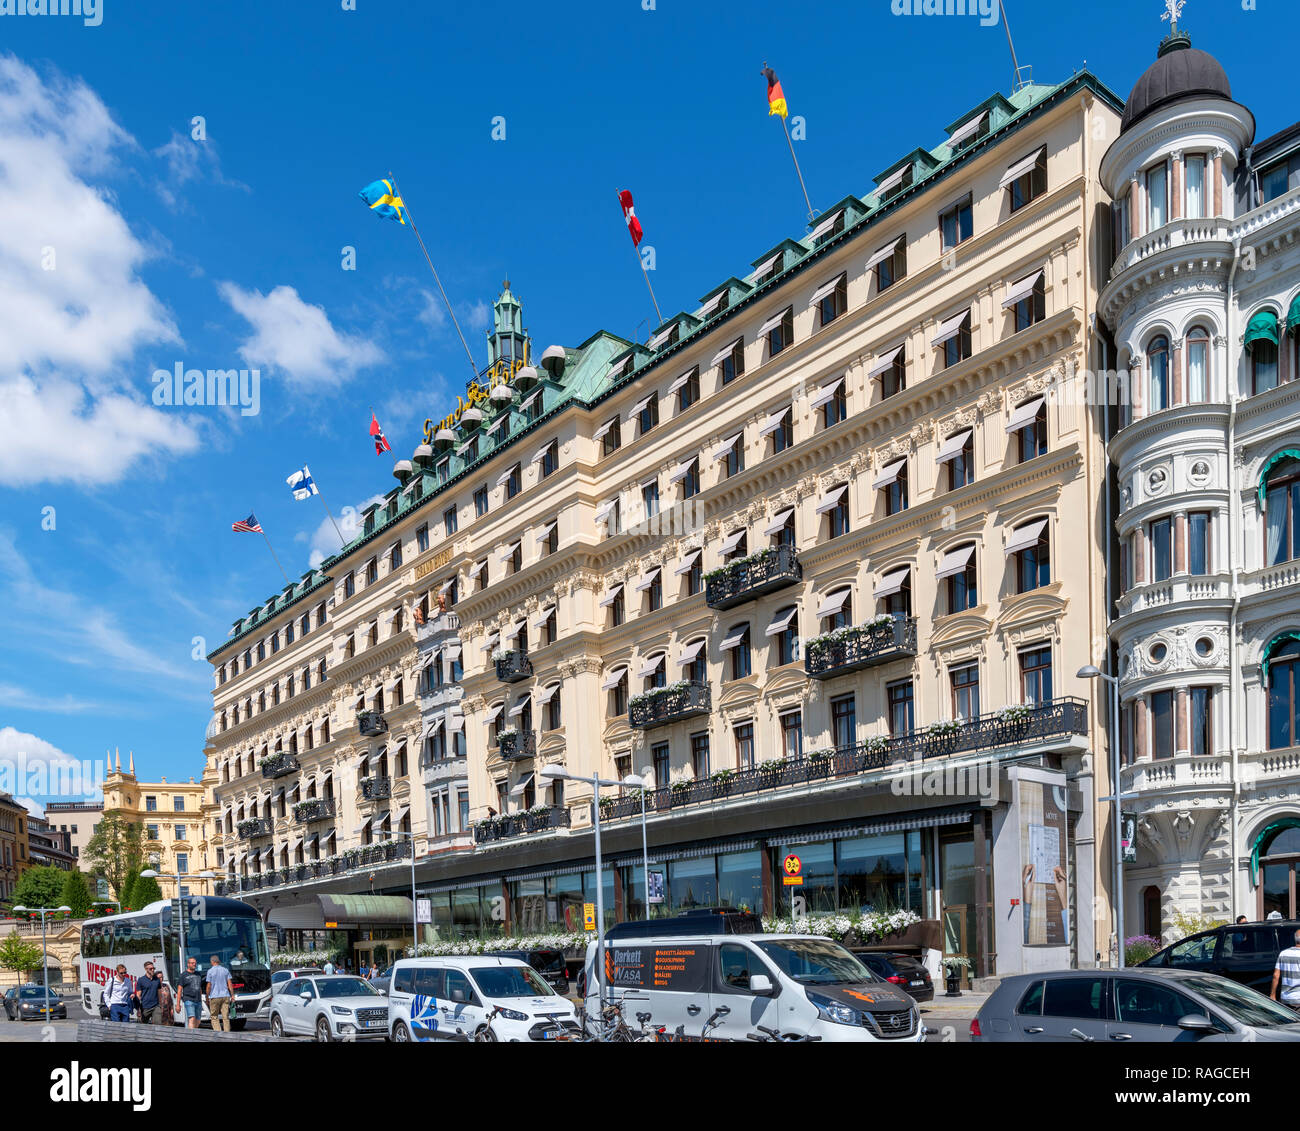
359, 178, 408, 225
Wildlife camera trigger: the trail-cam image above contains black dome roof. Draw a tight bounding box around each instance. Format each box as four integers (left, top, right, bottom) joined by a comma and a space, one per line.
1121, 35, 1232, 133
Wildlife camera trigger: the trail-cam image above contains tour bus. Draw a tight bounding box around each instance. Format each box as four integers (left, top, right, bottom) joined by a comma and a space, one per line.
78, 897, 272, 1028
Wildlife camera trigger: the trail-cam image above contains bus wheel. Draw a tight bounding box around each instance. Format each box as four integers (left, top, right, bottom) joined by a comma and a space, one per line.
315, 1016, 332, 1042
230, 1019, 246, 1032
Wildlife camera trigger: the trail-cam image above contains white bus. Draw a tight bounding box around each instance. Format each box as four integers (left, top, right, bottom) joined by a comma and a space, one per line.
78, 896, 272, 1029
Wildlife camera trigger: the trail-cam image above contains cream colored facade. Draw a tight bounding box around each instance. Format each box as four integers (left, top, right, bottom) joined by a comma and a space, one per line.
101, 751, 214, 899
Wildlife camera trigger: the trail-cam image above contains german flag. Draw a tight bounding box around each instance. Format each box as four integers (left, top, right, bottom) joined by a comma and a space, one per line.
763, 66, 788, 119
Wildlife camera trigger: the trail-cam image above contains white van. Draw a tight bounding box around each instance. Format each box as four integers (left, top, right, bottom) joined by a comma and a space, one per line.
387, 955, 579, 1042
582, 930, 924, 1042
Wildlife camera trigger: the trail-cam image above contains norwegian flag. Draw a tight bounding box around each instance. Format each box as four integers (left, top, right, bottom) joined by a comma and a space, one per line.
619, 190, 643, 247
370, 412, 392, 455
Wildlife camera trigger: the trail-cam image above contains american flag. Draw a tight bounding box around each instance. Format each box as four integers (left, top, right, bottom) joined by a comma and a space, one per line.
232, 512, 263, 534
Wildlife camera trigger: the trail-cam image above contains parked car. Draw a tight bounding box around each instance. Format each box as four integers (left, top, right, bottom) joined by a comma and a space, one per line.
851, 951, 934, 1002
482, 948, 569, 995
3, 984, 67, 1021
263, 967, 324, 1014
387, 956, 580, 1042
1139, 920, 1300, 996
367, 966, 393, 995
972, 967, 1300, 1042
267, 975, 388, 1041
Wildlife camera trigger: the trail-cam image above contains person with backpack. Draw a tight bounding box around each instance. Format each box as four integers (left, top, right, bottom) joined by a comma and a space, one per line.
102, 964, 133, 1022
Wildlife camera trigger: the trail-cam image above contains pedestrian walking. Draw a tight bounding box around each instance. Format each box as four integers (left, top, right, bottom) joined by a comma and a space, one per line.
322, 958, 336, 975
176, 955, 206, 1029
103, 964, 133, 1022
1272, 928, 1300, 1006
134, 961, 166, 1025
205, 954, 234, 1032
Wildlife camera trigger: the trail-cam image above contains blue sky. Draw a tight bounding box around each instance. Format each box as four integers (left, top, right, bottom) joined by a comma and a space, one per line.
0, 0, 1285, 807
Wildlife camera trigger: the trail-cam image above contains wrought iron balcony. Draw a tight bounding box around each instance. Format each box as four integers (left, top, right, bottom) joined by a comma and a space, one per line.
495, 650, 533, 683
628, 680, 711, 730
237, 817, 273, 839
292, 797, 337, 824
359, 776, 392, 801
474, 805, 570, 844
357, 711, 388, 737
600, 697, 1088, 821
805, 616, 917, 679
705, 545, 802, 611
260, 752, 300, 780
498, 730, 536, 761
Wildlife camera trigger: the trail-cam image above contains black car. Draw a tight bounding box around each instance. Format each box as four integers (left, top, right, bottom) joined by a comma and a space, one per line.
852, 950, 934, 1002
3, 984, 67, 1021
482, 948, 569, 995
1140, 920, 1300, 997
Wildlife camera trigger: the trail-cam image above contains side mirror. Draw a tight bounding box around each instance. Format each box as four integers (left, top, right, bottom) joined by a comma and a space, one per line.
451, 988, 467, 1003
1176, 1013, 1217, 1033
749, 974, 775, 997
299, 992, 313, 1000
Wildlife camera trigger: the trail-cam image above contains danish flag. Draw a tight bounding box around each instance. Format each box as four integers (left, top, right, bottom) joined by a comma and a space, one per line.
619, 190, 643, 247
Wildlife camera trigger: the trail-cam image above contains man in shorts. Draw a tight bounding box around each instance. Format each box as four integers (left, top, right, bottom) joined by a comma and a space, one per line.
176, 955, 205, 1028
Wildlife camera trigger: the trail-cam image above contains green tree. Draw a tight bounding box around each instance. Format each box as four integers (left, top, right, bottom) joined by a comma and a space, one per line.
119, 871, 138, 911
82, 814, 145, 901
0, 930, 43, 981
59, 870, 93, 918
12, 866, 68, 912
132, 874, 163, 907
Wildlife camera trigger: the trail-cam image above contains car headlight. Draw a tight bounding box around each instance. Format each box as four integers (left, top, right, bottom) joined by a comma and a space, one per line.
497, 1008, 528, 1022
330, 1006, 353, 1016
806, 991, 861, 1026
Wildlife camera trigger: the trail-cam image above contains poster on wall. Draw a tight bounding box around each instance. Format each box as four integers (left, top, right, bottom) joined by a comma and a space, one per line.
1021, 779, 1070, 946
647, 870, 665, 905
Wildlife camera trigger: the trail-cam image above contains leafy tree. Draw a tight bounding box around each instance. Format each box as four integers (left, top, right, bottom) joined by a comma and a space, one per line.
59, 870, 93, 918
0, 930, 43, 981
82, 814, 145, 901
119, 871, 138, 911
12, 866, 68, 912
132, 874, 163, 907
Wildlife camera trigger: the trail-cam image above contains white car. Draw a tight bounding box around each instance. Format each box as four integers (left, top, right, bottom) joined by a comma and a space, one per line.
387, 956, 579, 1042
268, 974, 389, 1041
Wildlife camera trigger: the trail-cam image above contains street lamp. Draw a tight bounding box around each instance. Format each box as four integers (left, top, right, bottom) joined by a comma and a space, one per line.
1078, 663, 1126, 967
353, 825, 420, 961
622, 773, 651, 921
13, 904, 71, 1019
141, 869, 216, 970
538, 763, 624, 1019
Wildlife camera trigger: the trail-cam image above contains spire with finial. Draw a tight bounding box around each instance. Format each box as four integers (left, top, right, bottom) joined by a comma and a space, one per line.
1158, 0, 1190, 55
128, 750, 135, 776
1161, 0, 1185, 32
114, 746, 120, 772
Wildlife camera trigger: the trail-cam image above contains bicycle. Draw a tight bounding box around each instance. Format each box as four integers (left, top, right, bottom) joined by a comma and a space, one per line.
745, 1024, 822, 1042
633, 1010, 686, 1042
472, 1006, 503, 1042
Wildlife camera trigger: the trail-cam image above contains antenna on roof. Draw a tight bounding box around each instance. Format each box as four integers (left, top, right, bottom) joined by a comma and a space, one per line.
998, 1, 1033, 93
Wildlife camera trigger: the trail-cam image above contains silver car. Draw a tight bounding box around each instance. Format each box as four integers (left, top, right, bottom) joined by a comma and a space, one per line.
973, 967, 1300, 1042
268, 974, 389, 1041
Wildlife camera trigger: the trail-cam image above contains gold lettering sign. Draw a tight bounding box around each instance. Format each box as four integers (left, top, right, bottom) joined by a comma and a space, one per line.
421, 344, 530, 445
413, 547, 455, 582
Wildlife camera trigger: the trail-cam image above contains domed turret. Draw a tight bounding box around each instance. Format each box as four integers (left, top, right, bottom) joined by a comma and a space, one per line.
1120, 31, 1233, 134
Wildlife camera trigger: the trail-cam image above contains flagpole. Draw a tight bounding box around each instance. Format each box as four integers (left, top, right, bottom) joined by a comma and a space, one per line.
257, 522, 291, 585
391, 177, 481, 383
780, 116, 815, 225
317, 495, 345, 547
619, 193, 663, 328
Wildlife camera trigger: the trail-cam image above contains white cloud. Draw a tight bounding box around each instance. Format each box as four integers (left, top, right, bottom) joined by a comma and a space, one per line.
0, 726, 101, 805
466, 300, 490, 332
416, 288, 446, 332
220, 282, 385, 387
152, 128, 249, 212
0, 56, 196, 488
18, 797, 45, 819
0, 684, 107, 714
306, 494, 386, 570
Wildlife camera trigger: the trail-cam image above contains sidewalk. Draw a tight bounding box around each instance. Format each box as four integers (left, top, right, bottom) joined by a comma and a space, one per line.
920, 991, 988, 1017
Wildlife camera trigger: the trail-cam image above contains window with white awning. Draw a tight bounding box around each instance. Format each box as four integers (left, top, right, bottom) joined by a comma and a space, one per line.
808, 210, 843, 242
999, 146, 1046, 189
935, 543, 976, 579
495, 466, 517, 488
874, 567, 910, 598
875, 166, 908, 197
719, 626, 749, 651
808, 272, 847, 307
484, 703, 504, 724
480, 632, 499, 653
648, 325, 676, 350
1004, 396, 1045, 433
752, 252, 780, 278
508, 698, 528, 718
719, 529, 746, 555
667, 367, 697, 396
936, 429, 972, 465
637, 656, 664, 680
593, 418, 616, 442
815, 486, 848, 514
536, 683, 560, 704
947, 111, 987, 148
531, 604, 556, 629
815, 589, 851, 618
872, 460, 906, 490
867, 344, 905, 378
633, 567, 661, 592
759, 406, 791, 437
757, 307, 791, 337
600, 666, 627, 690
712, 433, 743, 461
673, 549, 701, 575
710, 338, 743, 368
535, 522, 556, 545
668, 457, 698, 484
865, 236, 905, 272
1004, 519, 1048, 556
528, 443, 551, 466
498, 540, 521, 562
809, 377, 845, 410
594, 500, 617, 524
627, 394, 654, 421
598, 584, 624, 607
508, 772, 535, 800
931, 309, 970, 347
765, 606, 799, 636
763, 508, 794, 536
676, 639, 706, 665
698, 292, 725, 318
1001, 270, 1044, 310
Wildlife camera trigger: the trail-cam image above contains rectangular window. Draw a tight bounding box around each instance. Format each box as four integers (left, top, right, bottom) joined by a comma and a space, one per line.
720, 340, 745, 386
1150, 518, 1172, 582
417, 523, 431, 551
780, 711, 803, 759
638, 394, 659, 437
1151, 689, 1174, 758
724, 438, 744, 479
822, 383, 848, 429
1146, 162, 1167, 230
767, 308, 794, 357
887, 680, 913, 737
940, 195, 973, 250
602, 417, 622, 457
1185, 153, 1206, 219
1190, 686, 1213, 758
830, 695, 856, 750
818, 275, 847, 327
540, 441, 558, 478
1008, 150, 1047, 212
1189, 512, 1211, 576
1020, 645, 1054, 706
642, 479, 660, 519
733, 722, 755, 770
146, 796, 157, 812
652, 743, 671, 789
942, 316, 972, 369
504, 464, 521, 500
876, 241, 906, 292
950, 664, 980, 721
881, 357, 906, 399
677, 367, 700, 411
474, 486, 489, 517
690, 732, 710, 779
1013, 278, 1046, 332
948, 434, 974, 491
771, 410, 794, 454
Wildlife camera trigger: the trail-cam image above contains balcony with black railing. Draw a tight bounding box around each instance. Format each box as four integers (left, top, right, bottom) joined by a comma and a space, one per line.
628, 680, 711, 730
495, 650, 533, 683
260, 752, 300, 780
214, 840, 413, 896
474, 805, 570, 844
804, 615, 917, 679
705, 545, 802, 611
498, 730, 536, 761
601, 697, 1088, 821
358, 776, 392, 801
237, 817, 273, 839
357, 711, 388, 737
292, 797, 337, 824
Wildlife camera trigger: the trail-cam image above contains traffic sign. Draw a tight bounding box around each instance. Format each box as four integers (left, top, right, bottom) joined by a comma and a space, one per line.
583, 902, 596, 930
782, 853, 803, 886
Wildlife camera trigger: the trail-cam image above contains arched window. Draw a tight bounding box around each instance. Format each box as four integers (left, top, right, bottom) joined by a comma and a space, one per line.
723, 623, 752, 680
1186, 325, 1210, 403
1009, 520, 1051, 593
1147, 335, 1169, 412
817, 587, 853, 632
1254, 819, 1300, 918
642, 653, 667, 691
681, 639, 707, 685
1264, 456, 1300, 566
939, 543, 978, 613
769, 608, 800, 667
543, 684, 563, 731
1266, 636, 1300, 751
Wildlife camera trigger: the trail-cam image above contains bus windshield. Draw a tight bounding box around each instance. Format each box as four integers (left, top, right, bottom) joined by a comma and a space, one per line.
180, 912, 269, 970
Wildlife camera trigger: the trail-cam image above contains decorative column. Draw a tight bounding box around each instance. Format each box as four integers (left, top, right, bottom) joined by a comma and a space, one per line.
1212, 148, 1224, 217
1170, 151, 1184, 221
1134, 699, 1149, 762
1132, 176, 1144, 239
1280, 322, 1292, 386
1175, 688, 1190, 757
1133, 529, 1147, 585
1174, 513, 1188, 575
1131, 356, 1144, 421
1172, 337, 1186, 406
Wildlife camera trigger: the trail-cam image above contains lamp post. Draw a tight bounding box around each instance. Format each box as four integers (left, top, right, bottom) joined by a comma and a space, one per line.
1078, 664, 1126, 967
538, 763, 624, 1025
141, 869, 216, 970
623, 773, 651, 920
354, 825, 420, 960
13, 904, 71, 1019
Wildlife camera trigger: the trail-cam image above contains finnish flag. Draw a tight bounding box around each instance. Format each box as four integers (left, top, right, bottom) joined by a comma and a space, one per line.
287, 465, 318, 500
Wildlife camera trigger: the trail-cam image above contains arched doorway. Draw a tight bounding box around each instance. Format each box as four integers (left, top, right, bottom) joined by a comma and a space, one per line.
1253, 821, 1300, 918
1142, 886, 1161, 939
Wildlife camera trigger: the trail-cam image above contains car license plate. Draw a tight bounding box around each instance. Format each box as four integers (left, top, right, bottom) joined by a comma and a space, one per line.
910, 980, 925, 987
364, 1019, 383, 1028
542, 1028, 559, 1039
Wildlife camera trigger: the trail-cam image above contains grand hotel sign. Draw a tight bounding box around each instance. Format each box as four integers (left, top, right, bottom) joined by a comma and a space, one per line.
421, 344, 530, 446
